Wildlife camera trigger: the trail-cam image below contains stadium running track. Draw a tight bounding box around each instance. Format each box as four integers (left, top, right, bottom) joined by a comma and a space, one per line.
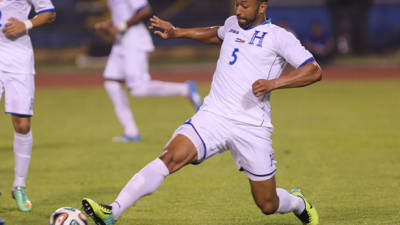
36, 66, 400, 88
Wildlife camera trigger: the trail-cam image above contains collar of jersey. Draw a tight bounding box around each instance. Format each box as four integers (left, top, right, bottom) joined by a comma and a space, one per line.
243, 18, 271, 31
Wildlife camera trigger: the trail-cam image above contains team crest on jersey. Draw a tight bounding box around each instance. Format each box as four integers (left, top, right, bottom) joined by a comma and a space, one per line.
249, 30, 268, 47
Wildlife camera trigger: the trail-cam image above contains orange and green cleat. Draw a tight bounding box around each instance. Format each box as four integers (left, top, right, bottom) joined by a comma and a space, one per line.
12, 187, 32, 212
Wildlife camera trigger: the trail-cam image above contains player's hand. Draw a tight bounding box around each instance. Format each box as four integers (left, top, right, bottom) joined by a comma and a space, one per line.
252, 79, 276, 97
149, 16, 176, 39
106, 26, 120, 37
95, 21, 113, 36
2, 18, 27, 38
95, 21, 120, 41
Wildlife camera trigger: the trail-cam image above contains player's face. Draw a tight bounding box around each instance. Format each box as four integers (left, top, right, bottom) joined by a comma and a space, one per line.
235, 0, 267, 29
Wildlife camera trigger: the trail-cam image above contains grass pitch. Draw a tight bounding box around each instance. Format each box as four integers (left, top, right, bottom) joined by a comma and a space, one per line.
0, 80, 399, 225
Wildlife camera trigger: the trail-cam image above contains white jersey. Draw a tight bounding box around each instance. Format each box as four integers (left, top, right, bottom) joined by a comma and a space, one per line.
201, 16, 314, 128
0, 0, 55, 74
107, 0, 154, 52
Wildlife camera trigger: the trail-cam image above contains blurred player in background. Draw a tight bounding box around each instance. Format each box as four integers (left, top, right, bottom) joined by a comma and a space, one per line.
0, 0, 55, 212
82, 0, 321, 224
95, 0, 202, 142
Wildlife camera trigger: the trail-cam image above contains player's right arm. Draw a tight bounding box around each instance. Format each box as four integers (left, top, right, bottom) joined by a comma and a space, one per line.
2, 11, 55, 38
149, 16, 222, 45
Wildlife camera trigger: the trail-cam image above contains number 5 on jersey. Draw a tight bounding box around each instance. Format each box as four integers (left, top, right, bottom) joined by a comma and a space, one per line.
229, 48, 239, 65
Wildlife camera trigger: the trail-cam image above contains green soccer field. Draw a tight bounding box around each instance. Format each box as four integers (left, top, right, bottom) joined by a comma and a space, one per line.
0, 80, 399, 225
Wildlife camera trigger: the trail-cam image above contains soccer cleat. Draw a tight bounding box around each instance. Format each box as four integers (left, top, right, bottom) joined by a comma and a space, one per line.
82, 198, 115, 225
112, 134, 141, 142
12, 187, 32, 212
291, 189, 319, 225
187, 80, 202, 111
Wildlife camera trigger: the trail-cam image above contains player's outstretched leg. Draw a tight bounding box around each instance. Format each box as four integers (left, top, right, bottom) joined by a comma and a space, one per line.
290, 189, 319, 225
82, 134, 197, 224
129, 80, 202, 111
82, 198, 115, 225
12, 187, 32, 212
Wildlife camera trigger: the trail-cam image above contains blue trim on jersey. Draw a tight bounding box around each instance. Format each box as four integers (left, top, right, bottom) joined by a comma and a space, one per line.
298, 57, 315, 68
244, 18, 271, 31
217, 33, 224, 42
242, 168, 277, 177
5, 112, 33, 117
37, 8, 56, 14
183, 119, 207, 164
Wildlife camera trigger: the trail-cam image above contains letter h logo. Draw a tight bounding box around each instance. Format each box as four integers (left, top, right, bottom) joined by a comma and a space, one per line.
249, 31, 267, 47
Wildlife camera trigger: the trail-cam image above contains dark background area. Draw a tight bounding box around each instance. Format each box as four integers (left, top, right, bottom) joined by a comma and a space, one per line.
28, 0, 400, 62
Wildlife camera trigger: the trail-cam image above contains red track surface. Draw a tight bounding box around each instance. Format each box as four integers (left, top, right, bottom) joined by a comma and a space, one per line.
36, 66, 400, 88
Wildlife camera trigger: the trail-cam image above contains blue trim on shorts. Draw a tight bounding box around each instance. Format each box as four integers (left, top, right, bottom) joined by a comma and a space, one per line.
184, 119, 207, 164
297, 57, 315, 68
241, 168, 277, 178
37, 8, 56, 14
6, 112, 33, 117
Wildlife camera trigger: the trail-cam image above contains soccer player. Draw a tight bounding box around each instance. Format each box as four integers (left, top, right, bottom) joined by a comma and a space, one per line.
0, 1, 55, 212
82, 0, 322, 224
95, 0, 202, 142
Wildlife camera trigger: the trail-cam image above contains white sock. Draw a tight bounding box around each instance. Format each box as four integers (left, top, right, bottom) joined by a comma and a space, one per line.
276, 188, 305, 214
104, 81, 139, 137
110, 158, 169, 220
13, 130, 32, 188
130, 80, 189, 97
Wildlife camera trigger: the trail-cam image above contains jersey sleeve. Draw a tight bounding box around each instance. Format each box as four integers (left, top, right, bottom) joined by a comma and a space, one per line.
275, 28, 314, 69
217, 16, 235, 41
30, 0, 55, 14
128, 0, 150, 13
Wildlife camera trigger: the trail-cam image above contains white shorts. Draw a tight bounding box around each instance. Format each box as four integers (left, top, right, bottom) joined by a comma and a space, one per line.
0, 71, 35, 116
170, 110, 276, 181
103, 46, 151, 90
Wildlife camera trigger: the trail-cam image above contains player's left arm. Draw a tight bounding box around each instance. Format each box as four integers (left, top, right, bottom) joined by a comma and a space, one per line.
107, 5, 152, 36
125, 5, 152, 29
252, 61, 322, 97
2, 11, 56, 38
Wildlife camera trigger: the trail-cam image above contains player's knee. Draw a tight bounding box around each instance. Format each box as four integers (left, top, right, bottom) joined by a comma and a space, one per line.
159, 149, 179, 172
159, 146, 192, 174
257, 199, 279, 215
14, 122, 31, 134
104, 80, 123, 92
